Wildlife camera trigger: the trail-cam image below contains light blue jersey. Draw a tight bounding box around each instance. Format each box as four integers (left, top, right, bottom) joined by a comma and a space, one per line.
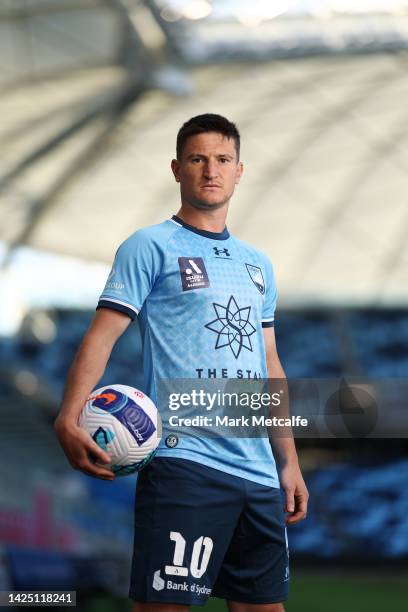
98, 216, 280, 487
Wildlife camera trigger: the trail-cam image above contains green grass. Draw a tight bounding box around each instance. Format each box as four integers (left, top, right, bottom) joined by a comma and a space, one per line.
83, 570, 408, 612
191, 570, 408, 612
286, 571, 408, 612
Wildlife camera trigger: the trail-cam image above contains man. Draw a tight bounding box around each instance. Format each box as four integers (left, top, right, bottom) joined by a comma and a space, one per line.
55, 114, 308, 611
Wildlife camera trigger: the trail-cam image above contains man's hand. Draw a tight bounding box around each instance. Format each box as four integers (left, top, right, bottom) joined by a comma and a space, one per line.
55, 418, 114, 480
279, 461, 309, 525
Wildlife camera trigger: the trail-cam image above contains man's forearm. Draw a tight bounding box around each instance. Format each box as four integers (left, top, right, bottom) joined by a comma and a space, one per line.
270, 436, 299, 468
56, 330, 113, 426
55, 308, 132, 433
54, 309, 132, 479
267, 359, 299, 467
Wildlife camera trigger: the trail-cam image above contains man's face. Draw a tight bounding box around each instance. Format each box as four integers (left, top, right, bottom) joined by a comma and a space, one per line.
171, 132, 243, 211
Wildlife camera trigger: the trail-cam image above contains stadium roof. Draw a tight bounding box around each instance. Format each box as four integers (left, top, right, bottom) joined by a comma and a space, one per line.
1, 1, 408, 307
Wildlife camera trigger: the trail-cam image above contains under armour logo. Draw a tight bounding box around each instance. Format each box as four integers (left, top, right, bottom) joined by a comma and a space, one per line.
213, 247, 230, 257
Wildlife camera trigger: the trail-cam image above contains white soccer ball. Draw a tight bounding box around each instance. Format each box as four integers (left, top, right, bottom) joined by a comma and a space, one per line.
79, 384, 161, 476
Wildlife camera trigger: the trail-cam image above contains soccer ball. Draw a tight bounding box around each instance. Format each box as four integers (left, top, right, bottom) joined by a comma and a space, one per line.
79, 384, 161, 476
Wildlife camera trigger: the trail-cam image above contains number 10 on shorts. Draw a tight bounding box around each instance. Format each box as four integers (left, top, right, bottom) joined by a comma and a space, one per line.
165, 531, 214, 579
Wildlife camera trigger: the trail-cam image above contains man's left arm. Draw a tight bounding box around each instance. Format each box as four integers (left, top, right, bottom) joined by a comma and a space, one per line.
263, 326, 309, 525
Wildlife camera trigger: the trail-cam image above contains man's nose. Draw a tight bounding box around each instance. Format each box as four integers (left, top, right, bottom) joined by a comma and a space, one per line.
203, 161, 218, 178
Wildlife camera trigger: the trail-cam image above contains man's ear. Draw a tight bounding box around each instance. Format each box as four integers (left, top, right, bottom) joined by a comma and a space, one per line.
235, 161, 243, 184
171, 159, 180, 182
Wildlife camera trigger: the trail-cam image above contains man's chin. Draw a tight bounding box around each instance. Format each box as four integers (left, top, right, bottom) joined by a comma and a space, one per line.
188, 199, 228, 211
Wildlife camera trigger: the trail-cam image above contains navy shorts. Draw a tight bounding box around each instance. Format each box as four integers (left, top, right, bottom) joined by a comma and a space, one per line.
129, 457, 289, 606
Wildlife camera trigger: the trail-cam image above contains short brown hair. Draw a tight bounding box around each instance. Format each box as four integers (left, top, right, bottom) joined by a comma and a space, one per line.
176, 113, 240, 160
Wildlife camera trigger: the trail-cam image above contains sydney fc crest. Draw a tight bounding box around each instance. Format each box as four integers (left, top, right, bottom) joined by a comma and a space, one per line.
245, 264, 265, 294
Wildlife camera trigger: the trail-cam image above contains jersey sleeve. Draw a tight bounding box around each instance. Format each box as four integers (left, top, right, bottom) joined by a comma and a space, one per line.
97, 231, 163, 320
261, 256, 278, 328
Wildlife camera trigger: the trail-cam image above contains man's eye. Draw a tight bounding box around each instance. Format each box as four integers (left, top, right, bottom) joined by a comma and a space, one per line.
220, 158, 229, 163
192, 158, 202, 163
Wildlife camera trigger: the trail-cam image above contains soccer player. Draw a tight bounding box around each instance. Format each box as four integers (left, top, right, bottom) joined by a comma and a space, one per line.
55, 114, 309, 611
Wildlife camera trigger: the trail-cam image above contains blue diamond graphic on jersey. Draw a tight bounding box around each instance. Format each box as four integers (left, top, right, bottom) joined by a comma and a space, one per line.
205, 295, 256, 359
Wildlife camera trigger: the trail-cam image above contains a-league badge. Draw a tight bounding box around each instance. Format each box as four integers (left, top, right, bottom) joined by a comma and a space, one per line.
178, 257, 210, 291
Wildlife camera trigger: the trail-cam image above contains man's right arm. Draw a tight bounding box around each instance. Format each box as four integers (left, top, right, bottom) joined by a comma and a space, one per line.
54, 308, 132, 480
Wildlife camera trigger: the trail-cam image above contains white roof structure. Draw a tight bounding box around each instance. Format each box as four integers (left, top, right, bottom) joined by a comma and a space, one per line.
1, 1, 408, 307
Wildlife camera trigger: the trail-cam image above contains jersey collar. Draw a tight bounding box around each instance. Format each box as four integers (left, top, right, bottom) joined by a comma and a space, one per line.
171, 215, 230, 241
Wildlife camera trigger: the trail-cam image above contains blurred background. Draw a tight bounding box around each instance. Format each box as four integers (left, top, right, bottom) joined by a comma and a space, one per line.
0, 1, 408, 610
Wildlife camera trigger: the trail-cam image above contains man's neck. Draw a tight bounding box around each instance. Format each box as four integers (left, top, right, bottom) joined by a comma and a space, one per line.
175, 205, 228, 233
